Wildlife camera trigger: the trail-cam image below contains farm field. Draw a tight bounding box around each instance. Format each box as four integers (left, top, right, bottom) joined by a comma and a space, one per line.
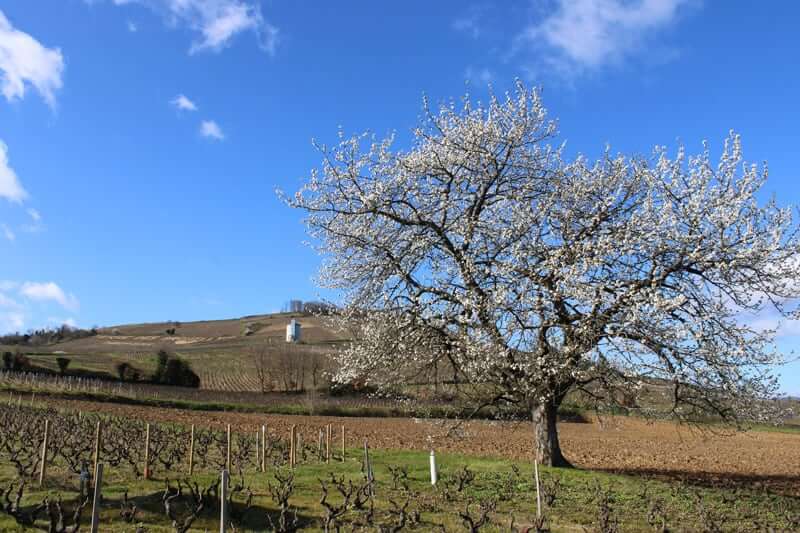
1, 402, 799, 532
32, 396, 800, 497
2, 312, 345, 393
4, 314, 800, 530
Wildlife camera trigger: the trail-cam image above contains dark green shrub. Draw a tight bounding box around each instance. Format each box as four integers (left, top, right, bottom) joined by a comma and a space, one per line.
117, 362, 130, 381
11, 352, 29, 371
153, 350, 169, 383
116, 361, 142, 382
2, 352, 12, 370
152, 350, 199, 388
55, 357, 71, 375
163, 357, 200, 388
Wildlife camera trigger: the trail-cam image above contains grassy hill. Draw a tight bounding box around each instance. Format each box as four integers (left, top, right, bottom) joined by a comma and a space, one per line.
1, 312, 346, 392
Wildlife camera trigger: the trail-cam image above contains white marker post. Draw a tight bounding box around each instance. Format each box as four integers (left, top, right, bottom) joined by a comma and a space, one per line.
429, 450, 437, 485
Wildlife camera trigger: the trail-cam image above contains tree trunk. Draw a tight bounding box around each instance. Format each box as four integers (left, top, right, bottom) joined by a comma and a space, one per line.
532, 398, 571, 467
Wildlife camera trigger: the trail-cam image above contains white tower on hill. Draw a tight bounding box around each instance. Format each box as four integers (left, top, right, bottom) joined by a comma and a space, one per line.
286, 319, 301, 343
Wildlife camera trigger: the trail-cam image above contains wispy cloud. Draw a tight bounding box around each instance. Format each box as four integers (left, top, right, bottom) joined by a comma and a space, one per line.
21, 207, 45, 233
200, 120, 224, 140
0, 292, 20, 309
1, 223, 14, 241
19, 281, 79, 311
171, 94, 198, 111
0, 9, 65, 107
0, 311, 24, 333
0, 140, 27, 203
127, 20, 138, 33
0, 281, 81, 333
748, 314, 800, 339
465, 66, 494, 85
106, 0, 278, 55
518, 0, 689, 75
0, 281, 18, 292
452, 6, 486, 39
47, 316, 78, 328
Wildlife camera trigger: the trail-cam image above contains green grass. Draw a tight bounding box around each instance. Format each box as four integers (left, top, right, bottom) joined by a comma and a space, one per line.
1, 449, 798, 531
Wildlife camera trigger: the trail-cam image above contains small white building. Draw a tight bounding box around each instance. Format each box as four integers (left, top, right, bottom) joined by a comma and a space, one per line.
286, 319, 301, 343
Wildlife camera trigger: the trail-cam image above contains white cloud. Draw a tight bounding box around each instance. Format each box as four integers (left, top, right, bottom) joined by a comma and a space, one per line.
748, 315, 800, 339
0, 311, 24, 332
520, 0, 688, 73
200, 120, 224, 140
19, 207, 45, 234
0, 292, 19, 309
47, 316, 78, 328
0, 140, 27, 203
0, 9, 65, 107
171, 93, 198, 111
259, 22, 279, 56
19, 281, 79, 311
0, 281, 82, 334
453, 6, 486, 39
107, 0, 278, 55
1, 223, 14, 241
127, 20, 138, 32
465, 66, 494, 85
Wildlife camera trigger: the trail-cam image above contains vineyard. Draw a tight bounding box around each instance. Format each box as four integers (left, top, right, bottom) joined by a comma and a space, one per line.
3, 314, 800, 530
0, 400, 799, 531
0, 312, 346, 394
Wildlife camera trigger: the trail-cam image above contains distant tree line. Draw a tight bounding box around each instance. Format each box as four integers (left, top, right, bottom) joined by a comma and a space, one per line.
281, 300, 337, 315
0, 325, 98, 347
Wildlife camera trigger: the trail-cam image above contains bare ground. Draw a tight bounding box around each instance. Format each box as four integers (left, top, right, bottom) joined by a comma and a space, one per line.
38, 396, 800, 495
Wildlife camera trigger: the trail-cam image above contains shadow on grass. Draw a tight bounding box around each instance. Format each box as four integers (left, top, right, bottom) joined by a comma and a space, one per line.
593, 466, 800, 497
108, 488, 317, 531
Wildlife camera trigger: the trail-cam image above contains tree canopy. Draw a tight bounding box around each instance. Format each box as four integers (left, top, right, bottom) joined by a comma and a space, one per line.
288, 82, 800, 465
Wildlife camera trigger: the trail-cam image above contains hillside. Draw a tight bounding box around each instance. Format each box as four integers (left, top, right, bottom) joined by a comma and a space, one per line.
2, 312, 347, 392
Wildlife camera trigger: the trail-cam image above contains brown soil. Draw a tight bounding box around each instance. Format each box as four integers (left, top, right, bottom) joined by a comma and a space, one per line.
39, 397, 800, 495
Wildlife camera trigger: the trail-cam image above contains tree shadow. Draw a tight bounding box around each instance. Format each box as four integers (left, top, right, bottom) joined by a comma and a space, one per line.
109, 489, 317, 530
592, 466, 800, 497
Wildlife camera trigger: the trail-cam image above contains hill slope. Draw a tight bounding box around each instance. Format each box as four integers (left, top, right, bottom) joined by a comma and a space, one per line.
3, 312, 346, 392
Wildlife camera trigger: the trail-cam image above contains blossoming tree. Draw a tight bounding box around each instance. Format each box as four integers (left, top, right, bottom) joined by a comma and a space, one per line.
288, 83, 800, 466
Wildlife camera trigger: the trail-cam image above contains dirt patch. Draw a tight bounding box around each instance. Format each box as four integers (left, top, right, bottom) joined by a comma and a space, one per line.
39, 397, 800, 495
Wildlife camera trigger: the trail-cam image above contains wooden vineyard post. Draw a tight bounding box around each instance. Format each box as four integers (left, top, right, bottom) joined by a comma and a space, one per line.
220, 469, 229, 533
318, 429, 323, 461
38, 419, 49, 486
261, 425, 266, 472
363, 440, 374, 497
341, 425, 345, 462
90, 463, 104, 533
143, 423, 151, 480
534, 456, 542, 519
226, 424, 232, 474
188, 424, 195, 475
255, 429, 260, 472
297, 432, 302, 464
92, 420, 102, 487
326, 424, 331, 464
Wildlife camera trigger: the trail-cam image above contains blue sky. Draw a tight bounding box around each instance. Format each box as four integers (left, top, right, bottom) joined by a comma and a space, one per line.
1, 1, 800, 392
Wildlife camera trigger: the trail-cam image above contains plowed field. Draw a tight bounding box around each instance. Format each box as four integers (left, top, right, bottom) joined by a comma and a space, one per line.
39, 397, 800, 496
